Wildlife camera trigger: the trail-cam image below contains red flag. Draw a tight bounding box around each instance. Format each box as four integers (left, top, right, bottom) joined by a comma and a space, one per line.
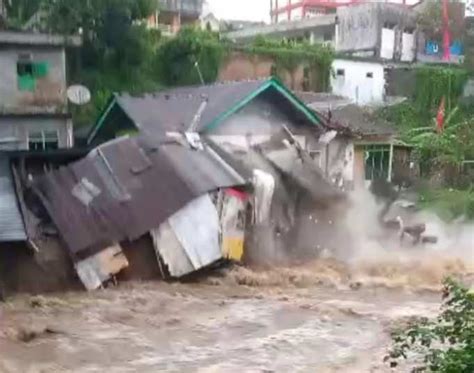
442, 0, 451, 61
437, 97, 446, 133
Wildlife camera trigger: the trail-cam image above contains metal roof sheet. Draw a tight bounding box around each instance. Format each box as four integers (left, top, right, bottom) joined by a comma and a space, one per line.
89, 79, 322, 144
0, 157, 26, 242
33, 136, 245, 257
329, 105, 397, 136
115, 79, 268, 134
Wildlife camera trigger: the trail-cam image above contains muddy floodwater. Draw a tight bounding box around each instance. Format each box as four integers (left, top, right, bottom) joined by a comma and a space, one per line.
0, 257, 472, 373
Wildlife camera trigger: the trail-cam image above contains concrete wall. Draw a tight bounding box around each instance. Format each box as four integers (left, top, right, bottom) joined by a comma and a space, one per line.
219, 52, 274, 83
209, 95, 310, 150
303, 135, 354, 190
336, 4, 380, 54
226, 15, 336, 44
331, 59, 385, 105
0, 46, 67, 112
0, 116, 72, 150
218, 51, 326, 91
336, 3, 417, 62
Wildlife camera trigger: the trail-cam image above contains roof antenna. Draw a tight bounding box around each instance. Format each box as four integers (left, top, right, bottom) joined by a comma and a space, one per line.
194, 60, 205, 85
185, 96, 209, 150
188, 96, 208, 133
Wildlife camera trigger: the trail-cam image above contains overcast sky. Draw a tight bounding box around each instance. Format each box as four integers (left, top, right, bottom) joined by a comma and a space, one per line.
207, 0, 270, 22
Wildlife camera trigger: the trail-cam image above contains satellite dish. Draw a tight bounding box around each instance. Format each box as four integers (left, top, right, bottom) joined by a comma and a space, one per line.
67, 85, 91, 105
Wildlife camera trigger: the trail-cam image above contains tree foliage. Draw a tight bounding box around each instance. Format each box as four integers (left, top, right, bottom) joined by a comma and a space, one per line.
156, 28, 226, 86
30, 0, 161, 126
417, 0, 465, 41
5, 0, 42, 27
6, 1, 335, 126
387, 278, 474, 372
40, 0, 159, 67
409, 107, 474, 164
414, 67, 468, 112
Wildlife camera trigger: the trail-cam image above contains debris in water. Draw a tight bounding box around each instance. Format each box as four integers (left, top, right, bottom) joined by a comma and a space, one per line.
11, 326, 62, 343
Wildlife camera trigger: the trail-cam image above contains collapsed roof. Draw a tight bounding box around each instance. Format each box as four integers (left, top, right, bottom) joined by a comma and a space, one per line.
297, 92, 398, 137
33, 136, 246, 257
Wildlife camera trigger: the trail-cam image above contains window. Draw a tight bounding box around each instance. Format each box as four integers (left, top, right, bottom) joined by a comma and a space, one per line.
17, 57, 49, 92
365, 145, 391, 181
366, 72, 373, 78
28, 130, 59, 151
323, 32, 332, 42
336, 69, 345, 76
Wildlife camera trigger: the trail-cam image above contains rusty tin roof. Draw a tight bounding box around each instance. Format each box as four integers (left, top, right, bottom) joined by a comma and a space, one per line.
33, 136, 246, 257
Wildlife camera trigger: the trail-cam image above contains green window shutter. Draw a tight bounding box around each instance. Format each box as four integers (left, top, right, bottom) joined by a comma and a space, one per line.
32, 62, 49, 78
18, 75, 36, 91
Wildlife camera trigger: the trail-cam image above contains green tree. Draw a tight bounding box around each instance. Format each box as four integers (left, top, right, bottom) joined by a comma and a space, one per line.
5, 0, 42, 27
156, 27, 226, 86
37, 0, 160, 126
387, 278, 474, 372
41, 0, 159, 67
417, 0, 465, 42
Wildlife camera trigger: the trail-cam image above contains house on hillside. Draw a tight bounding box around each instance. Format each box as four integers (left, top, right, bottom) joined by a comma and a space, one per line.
200, 12, 220, 32
87, 78, 324, 151
90, 78, 391, 190
300, 93, 413, 187
331, 3, 418, 105
0, 31, 81, 151
0, 30, 81, 262
147, 0, 204, 34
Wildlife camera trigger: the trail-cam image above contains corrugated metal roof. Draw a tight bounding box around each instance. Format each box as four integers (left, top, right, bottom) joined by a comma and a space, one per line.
88, 78, 322, 144
297, 91, 397, 137
328, 105, 397, 136
33, 136, 246, 257
0, 157, 26, 242
115, 79, 268, 134
152, 194, 222, 278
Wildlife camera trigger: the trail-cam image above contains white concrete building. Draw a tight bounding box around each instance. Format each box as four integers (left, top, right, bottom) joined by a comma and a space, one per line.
331, 59, 386, 105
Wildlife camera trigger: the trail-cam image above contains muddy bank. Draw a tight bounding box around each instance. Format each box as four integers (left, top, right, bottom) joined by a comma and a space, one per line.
1, 259, 466, 373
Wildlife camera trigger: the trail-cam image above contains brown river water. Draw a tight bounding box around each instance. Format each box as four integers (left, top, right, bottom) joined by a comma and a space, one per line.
0, 252, 472, 373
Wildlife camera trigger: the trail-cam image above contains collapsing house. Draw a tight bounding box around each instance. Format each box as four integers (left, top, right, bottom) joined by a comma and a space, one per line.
85, 78, 348, 266
299, 92, 414, 189
32, 136, 248, 289
1, 77, 409, 293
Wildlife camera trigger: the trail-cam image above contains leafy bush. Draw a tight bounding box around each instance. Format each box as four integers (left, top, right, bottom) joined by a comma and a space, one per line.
414, 67, 468, 112
379, 100, 474, 186
419, 188, 474, 221
387, 278, 474, 372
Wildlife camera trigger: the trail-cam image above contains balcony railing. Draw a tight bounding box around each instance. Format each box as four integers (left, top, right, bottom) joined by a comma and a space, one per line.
159, 0, 203, 17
